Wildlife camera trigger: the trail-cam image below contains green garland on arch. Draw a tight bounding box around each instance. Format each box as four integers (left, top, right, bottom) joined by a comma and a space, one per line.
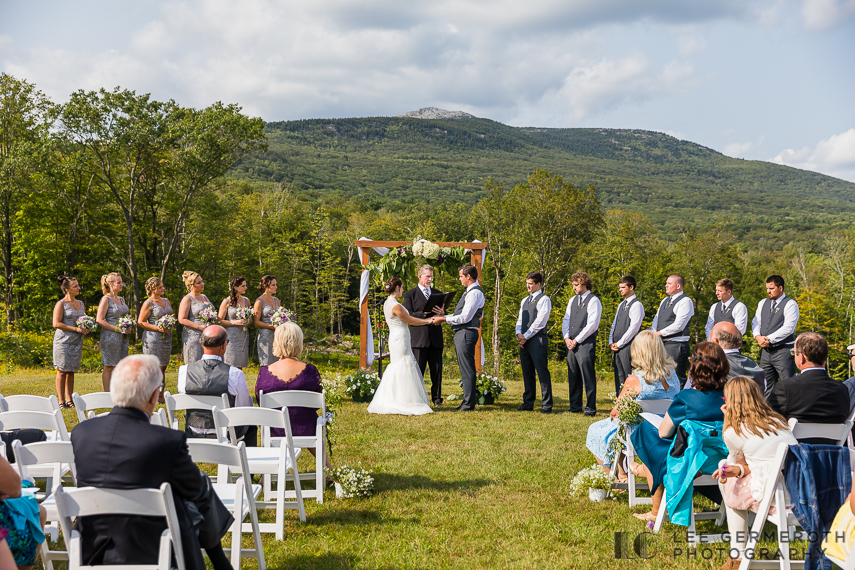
364, 237, 468, 288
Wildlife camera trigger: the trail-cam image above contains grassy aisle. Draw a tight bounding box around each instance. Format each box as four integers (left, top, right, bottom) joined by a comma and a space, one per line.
0, 366, 786, 569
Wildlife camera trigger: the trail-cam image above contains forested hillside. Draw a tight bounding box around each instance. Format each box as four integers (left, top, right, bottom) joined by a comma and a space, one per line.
231, 117, 855, 243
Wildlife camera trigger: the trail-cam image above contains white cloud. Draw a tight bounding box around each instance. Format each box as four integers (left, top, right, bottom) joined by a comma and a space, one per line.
772, 128, 855, 182
723, 141, 753, 157
801, 0, 855, 30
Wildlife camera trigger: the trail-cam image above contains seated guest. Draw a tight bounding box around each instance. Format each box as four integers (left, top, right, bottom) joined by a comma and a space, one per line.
0, 455, 45, 570
255, 322, 330, 471
842, 343, 855, 421
712, 321, 766, 394
177, 324, 255, 445
72, 355, 234, 570
586, 330, 679, 479
824, 475, 855, 562
767, 332, 850, 430
712, 376, 797, 567
628, 341, 728, 521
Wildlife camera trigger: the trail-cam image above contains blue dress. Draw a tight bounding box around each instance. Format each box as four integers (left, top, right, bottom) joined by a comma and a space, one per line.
630, 388, 725, 490
586, 370, 680, 465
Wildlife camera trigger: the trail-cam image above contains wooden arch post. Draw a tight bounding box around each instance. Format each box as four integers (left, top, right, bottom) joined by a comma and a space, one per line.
355, 240, 489, 372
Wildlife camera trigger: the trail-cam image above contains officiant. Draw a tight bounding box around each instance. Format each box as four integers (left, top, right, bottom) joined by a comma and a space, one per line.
402, 264, 445, 406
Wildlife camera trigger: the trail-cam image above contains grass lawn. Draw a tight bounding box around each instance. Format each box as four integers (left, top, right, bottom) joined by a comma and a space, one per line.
0, 358, 796, 570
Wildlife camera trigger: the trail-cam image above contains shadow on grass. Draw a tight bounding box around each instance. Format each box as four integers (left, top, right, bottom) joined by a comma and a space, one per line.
373, 473, 494, 494
273, 553, 416, 570
307, 507, 419, 527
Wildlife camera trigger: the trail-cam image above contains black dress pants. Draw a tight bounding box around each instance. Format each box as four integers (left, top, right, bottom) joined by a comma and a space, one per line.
413, 345, 443, 403
520, 335, 553, 411
567, 341, 596, 412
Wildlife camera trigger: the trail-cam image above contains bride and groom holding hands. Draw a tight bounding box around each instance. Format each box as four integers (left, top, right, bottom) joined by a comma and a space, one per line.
367, 264, 485, 415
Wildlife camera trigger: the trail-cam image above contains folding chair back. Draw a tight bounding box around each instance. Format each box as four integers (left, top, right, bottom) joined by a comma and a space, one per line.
12, 440, 77, 486
186, 440, 265, 570
54, 483, 185, 570
0, 394, 62, 414
258, 389, 327, 503
149, 408, 168, 427
71, 392, 114, 423
638, 399, 672, 415
164, 392, 230, 431
0, 409, 69, 441
789, 418, 853, 446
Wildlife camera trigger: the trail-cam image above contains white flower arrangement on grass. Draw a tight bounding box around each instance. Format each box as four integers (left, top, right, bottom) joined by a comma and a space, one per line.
343, 368, 381, 400
326, 463, 375, 498
569, 464, 612, 496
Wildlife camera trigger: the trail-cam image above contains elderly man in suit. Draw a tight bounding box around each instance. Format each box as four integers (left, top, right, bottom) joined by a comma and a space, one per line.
71, 355, 233, 570
402, 264, 444, 406
689, 321, 765, 394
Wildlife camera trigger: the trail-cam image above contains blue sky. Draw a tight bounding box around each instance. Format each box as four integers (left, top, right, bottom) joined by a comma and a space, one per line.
2, 0, 854, 181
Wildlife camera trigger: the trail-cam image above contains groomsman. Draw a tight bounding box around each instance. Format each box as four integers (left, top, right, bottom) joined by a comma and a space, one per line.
515, 271, 553, 413
562, 271, 602, 416
402, 264, 444, 406
609, 276, 644, 396
704, 278, 748, 339
752, 274, 799, 398
651, 274, 694, 387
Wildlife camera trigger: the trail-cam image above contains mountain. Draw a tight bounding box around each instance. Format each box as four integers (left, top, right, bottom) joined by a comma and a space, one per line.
396, 107, 476, 119
230, 116, 855, 242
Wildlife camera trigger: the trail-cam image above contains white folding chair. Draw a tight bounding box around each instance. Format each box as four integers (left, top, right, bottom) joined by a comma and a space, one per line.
164, 392, 230, 432
186, 440, 265, 570
213, 406, 306, 538
71, 392, 114, 423
789, 418, 853, 446
846, 407, 855, 450
828, 550, 855, 570
0, 394, 62, 440
609, 399, 672, 507
0, 409, 70, 486
12, 440, 76, 570
258, 389, 328, 504
54, 483, 186, 570
149, 408, 169, 427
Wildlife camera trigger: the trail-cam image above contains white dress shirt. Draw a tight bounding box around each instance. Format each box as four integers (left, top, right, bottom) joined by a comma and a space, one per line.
704, 297, 749, 339
177, 354, 253, 407
651, 293, 694, 342
561, 291, 602, 344
515, 290, 552, 339
608, 294, 645, 348
445, 283, 485, 328
751, 294, 800, 345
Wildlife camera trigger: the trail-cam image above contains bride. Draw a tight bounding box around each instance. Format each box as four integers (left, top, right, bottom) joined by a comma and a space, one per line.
367, 277, 436, 416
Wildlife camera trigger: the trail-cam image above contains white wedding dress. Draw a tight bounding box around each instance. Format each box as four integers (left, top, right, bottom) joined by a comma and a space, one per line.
367, 296, 433, 416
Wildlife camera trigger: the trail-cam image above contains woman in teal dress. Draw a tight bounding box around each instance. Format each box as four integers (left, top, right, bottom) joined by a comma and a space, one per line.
586, 331, 680, 478
628, 341, 728, 521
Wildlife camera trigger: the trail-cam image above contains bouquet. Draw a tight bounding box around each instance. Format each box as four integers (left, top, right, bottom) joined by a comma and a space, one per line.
76, 315, 96, 333
344, 368, 381, 400
233, 306, 254, 331
155, 314, 177, 339
270, 307, 295, 327
326, 463, 374, 498
607, 389, 643, 462
197, 306, 219, 326
116, 315, 135, 335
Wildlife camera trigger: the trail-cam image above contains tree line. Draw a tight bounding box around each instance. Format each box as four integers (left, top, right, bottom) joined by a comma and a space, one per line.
3, 72, 855, 379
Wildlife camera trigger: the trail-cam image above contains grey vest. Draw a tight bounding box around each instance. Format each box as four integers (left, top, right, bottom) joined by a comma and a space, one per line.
567, 293, 596, 345
520, 293, 548, 337
451, 284, 483, 331
713, 300, 737, 325
184, 358, 235, 433
760, 297, 795, 348
613, 297, 639, 344
655, 293, 692, 340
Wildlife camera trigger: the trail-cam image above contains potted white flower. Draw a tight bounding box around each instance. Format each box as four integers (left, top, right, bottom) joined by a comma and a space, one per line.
570, 464, 612, 502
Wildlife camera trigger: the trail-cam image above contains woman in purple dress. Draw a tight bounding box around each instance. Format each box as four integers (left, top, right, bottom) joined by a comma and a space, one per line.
255, 321, 331, 472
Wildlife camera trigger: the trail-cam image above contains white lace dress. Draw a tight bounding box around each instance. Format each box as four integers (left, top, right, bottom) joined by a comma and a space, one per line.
367, 296, 433, 416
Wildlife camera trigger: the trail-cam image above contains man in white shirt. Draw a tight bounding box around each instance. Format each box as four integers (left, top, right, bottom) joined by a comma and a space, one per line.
562, 271, 602, 416
651, 274, 694, 388
178, 325, 254, 442
434, 265, 485, 411
515, 271, 553, 413
751, 274, 799, 398
704, 278, 748, 339
609, 275, 644, 396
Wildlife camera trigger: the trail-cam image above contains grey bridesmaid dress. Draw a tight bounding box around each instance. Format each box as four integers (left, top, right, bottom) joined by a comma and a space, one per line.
256, 297, 280, 367
142, 298, 173, 367
223, 297, 250, 368
100, 296, 130, 366
53, 300, 86, 372
182, 294, 214, 365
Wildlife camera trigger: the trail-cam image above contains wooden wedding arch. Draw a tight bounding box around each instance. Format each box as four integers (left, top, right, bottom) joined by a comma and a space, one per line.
355, 240, 489, 372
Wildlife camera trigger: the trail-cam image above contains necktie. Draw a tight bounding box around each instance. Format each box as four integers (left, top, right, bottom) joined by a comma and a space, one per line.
771, 300, 777, 313
620, 300, 626, 312
423, 287, 429, 299
578, 296, 582, 308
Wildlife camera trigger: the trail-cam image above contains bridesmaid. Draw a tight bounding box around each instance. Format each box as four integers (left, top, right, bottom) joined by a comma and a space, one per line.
178, 270, 215, 365
52, 275, 90, 408
96, 272, 130, 391
219, 276, 251, 369
253, 275, 281, 367
138, 276, 174, 378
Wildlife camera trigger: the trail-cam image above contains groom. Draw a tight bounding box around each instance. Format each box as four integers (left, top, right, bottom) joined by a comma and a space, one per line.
433, 264, 484, 412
